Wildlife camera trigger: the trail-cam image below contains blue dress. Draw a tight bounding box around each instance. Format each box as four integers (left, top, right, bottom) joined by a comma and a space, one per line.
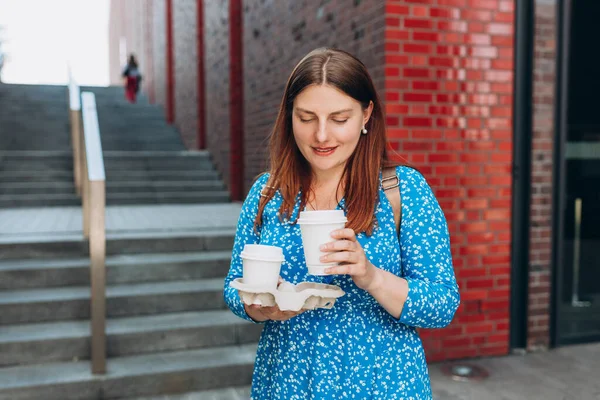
224, 166, 460, 399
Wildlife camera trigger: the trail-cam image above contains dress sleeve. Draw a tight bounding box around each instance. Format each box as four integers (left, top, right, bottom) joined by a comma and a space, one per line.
223, 173, 270, 323
396, 167, 460, 328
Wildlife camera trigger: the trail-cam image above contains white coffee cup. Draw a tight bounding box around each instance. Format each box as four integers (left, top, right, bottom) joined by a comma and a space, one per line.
240, 244, 285, 289
297, 210, 348, 275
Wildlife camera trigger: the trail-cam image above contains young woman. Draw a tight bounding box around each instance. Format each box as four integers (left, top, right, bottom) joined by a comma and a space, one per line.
122, 54, 142, 103
224, 47, 460, 399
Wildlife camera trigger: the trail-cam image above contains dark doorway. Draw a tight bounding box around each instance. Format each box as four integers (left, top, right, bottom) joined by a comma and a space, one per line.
554, 0, 600, 345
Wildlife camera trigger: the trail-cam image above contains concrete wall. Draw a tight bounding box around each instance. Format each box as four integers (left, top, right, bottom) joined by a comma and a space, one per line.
204, 0, 231, 188
152, 0, 167, 113
173, 0, 199, 149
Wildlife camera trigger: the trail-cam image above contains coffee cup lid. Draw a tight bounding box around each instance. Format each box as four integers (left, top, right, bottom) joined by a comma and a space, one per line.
241, 244, 285, 262
297, 210, 347, 225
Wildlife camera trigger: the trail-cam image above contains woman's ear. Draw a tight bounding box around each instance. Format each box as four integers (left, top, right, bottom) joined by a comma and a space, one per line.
363, 101, 374, 126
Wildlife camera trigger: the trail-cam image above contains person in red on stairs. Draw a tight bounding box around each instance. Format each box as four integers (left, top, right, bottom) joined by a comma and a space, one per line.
122, 54, 142, 103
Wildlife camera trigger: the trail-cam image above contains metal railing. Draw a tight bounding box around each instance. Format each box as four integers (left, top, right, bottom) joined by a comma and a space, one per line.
68, 79, 107, 374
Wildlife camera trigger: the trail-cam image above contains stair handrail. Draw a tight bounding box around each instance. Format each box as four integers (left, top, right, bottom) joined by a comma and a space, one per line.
68, 76, 83, 195
80, 91, 108, 375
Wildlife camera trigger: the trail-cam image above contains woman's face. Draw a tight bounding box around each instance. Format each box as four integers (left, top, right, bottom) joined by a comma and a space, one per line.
292, 84, 372, 176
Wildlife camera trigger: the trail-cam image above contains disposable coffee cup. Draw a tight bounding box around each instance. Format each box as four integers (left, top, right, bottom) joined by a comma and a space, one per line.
240, 244, 285, 289
297, 210, 348, 275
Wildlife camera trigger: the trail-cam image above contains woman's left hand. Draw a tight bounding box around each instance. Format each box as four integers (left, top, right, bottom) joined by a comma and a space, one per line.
320, 228, 381, 291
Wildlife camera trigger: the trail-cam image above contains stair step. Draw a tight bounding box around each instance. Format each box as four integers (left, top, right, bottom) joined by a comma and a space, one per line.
0, 194, 80, 208
107, 181, 225, 192
0, 344, 257, 400
1, 159, 213, 169
0, 230, 235, 261
105, 170, 219, 181
0, 151, 73, 158
103, 151, 209, 157
126, 386, 250, 400
0, 310, 261, 366
103, 163, 216, 171
106, 191, 230, 205
0, 170, 220, 183
0, 182, 75, 196
0, 279, 226, 325
0, 191, 229, 208
0, 171, 73, 183
0, 251, 232, 289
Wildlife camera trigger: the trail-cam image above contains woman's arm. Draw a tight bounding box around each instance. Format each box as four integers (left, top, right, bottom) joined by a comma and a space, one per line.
323, 167, 459, 328
223, 174, 269, 323
375, 167, 459, 327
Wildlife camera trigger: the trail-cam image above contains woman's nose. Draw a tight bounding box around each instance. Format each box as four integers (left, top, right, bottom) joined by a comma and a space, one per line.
315, 121, 328, 143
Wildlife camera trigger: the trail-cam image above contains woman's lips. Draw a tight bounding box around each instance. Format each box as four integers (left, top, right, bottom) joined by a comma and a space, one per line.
312, 146, 338, 156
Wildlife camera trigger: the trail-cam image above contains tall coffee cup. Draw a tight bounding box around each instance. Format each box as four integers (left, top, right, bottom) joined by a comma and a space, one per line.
297, 210, 348, 275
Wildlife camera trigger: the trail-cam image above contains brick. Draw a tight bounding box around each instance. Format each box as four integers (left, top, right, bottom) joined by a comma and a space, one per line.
403, 117, 433, 127
469, 0, 498, 10
466, 278, 495, 290
385, 4, 409, 14
404, 93, 433, 102
386, 29, 410, 40
458, 267, 488, 278
462, 10, 493, 22
403, 68, 430, 78
465, 322, 495, 334
413, 31, 439, 42
429, 153, 458, 163
404, 18, 433, 29
413, 81, 439, 90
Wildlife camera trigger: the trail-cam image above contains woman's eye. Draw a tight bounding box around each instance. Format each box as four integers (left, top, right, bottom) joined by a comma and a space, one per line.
333, 119, 348, 124
299, 118, 314, 123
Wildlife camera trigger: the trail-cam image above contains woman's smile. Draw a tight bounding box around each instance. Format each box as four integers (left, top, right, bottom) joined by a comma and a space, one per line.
311, 146, 338, 156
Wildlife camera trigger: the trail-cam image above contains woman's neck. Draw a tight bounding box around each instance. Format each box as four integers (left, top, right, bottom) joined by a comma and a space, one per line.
311, 163, 345, 189
306, 165, 346, 210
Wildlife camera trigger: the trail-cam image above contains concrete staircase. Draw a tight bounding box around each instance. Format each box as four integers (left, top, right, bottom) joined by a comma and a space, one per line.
0, 85, 254, 397
0, 230, 260, 399
0, 84, 229, 207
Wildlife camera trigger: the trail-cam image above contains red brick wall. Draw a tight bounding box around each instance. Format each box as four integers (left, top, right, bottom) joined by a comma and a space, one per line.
204, 0, 231, 188
173, 0, 199, 149
527, 0, 556, 351
242, 0, 386, 192
384, 0, 515, 361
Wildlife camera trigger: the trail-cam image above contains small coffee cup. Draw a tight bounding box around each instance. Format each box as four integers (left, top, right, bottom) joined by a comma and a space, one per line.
240, 244, 285, 289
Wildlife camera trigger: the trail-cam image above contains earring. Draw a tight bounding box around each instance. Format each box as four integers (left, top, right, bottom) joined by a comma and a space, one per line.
361, 126, 368, 135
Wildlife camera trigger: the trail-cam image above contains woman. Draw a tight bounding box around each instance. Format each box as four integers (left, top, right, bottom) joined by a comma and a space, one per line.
122, 54, 142, 103
223, 48, 460, 399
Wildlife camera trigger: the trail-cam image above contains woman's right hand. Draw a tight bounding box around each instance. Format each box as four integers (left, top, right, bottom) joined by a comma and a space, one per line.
244, 303, 305, 322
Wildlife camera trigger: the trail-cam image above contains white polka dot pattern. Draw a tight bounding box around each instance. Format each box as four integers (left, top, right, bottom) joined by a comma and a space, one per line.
223, 166, 460, 399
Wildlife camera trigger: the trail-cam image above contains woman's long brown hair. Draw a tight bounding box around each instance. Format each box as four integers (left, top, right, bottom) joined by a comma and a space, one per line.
254, 48, 392, 236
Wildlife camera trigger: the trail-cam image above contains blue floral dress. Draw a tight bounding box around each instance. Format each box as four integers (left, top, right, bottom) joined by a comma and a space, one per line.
224, 166, 460, 399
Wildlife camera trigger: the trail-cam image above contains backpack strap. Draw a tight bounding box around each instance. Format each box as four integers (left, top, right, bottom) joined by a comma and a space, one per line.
382, 166, 401, 236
